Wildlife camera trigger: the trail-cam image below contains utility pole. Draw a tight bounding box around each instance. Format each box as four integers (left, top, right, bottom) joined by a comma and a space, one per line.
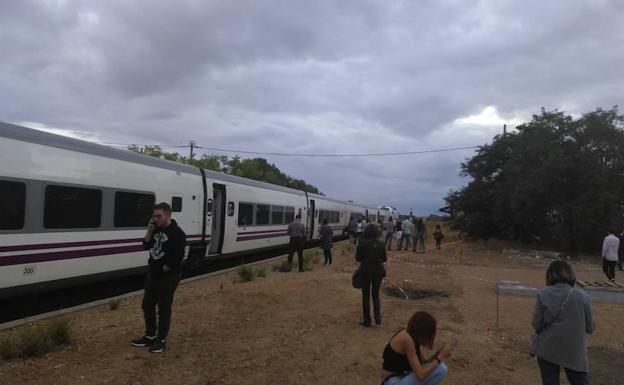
188, 140, 196, 160
503, 124, 507, 137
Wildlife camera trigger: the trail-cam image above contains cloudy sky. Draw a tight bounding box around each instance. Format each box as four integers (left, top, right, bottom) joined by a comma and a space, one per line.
2, 0, 623, 215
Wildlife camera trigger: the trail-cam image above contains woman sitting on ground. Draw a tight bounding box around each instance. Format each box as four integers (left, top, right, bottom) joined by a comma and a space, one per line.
355, 223, 387, 326
382, 311, 452, 385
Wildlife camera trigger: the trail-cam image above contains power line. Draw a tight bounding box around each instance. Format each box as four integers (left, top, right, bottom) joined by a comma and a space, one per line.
101, 142, 480, 157
193, 145, 480, 157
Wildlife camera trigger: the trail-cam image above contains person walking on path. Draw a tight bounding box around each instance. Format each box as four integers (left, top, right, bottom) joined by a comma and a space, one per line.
433, 225, 444, 251
601, 230, 619, 282
384, 217, 395, 250
381, 311, 452, 385
618, 230, 624, 271
288, 214, 306, 272
348, 217, 358, 244
131, 202, 186, 353
355, 224, 387, 327
319, 218, 333, 265
414, 218, 427, 253
355, 218, 364, 245
399, 218, 413, 251
530, 261, 594, 385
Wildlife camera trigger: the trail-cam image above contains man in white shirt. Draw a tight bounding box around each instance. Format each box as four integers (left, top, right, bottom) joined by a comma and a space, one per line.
601, 230, 619, 282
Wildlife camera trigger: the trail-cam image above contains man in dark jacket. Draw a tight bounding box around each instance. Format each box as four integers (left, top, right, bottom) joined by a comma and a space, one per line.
131, 202, 186, 353
320, 218, 333, 265
287, 214, 306, 272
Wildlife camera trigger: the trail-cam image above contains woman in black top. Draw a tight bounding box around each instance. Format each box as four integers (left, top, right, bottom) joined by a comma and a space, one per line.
382, 311, 452, 385
355, 224, 387, 326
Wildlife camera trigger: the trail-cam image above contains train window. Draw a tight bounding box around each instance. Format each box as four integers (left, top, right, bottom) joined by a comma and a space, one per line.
332, 211, 339, 223
285, 206, 295, 223
0, 180, 26, 230
44, 185, 102, 229
271, 205, 284, 225
114, 191, 155, 227
238, 203, 253, 226
172, 196, 182, 212
256, 204, 270, 225
227, 202, 235, 216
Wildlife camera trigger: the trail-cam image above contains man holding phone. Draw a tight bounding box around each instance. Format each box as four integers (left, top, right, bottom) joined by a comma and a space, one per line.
131, 202, 186, 353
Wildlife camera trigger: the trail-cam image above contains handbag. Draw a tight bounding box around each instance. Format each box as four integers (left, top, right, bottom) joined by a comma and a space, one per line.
352, 267, 363, 289
529, 287, 573, 357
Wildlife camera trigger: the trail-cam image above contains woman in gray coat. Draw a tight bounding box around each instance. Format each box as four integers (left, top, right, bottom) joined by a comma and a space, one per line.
531, 260, 594, 385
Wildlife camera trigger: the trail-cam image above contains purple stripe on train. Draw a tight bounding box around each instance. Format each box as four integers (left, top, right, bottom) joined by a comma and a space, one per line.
0, 245, 146, 267
0, 234, 207, 253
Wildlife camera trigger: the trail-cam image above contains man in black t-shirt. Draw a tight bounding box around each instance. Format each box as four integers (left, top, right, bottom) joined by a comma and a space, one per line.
131, 202, 186, 353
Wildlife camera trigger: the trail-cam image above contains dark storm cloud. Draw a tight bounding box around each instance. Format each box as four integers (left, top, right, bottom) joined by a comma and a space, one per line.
1, 0, 624, 213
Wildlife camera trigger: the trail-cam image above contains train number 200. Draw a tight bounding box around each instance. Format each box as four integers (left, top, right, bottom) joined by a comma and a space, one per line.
22, 266, 36, 276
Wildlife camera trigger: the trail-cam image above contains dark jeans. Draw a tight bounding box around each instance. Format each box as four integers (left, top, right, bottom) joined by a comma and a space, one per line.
361, 272, 383, 324
323, 248, 332, 265
435, 239, 442, 250
385, 232, 393, 250
538, 358, 589, 385
142, 272, 181, 340
602, 259, 616, 280
288, 237, 305, 271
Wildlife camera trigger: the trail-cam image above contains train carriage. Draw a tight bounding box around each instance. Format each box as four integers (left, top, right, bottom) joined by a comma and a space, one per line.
0, 121, 396, 299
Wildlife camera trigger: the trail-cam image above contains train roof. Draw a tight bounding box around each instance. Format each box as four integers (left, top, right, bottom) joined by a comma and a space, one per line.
0, 121, 309, 196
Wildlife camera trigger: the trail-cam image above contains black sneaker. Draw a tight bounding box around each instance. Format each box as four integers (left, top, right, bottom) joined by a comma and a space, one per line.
131, 335, 156, 347
149, 339, 166, 353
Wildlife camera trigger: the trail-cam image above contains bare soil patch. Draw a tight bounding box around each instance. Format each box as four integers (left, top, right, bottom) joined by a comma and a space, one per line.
1, 231, 622, 385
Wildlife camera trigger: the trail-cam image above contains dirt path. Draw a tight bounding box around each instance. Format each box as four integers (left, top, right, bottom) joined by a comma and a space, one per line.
1, 239, 622, 385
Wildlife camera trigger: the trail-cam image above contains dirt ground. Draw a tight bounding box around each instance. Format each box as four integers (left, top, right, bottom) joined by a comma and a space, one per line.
1, 230, 623, 385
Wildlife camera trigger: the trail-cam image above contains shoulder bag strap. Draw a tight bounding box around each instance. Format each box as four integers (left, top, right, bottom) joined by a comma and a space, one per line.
542, 287, 573, 330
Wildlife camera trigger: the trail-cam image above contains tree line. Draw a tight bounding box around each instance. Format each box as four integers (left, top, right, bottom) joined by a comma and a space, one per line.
127, 145, 322, 195
443, 107, 624, 255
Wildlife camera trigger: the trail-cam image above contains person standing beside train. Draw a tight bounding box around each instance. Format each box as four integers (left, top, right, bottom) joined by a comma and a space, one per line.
414, 218, 427, 254
384, 217, 395, 250
348, 217, 358, 244
131, 202, 186, 353
320, 218, 333, 265
288, 214, 306, 272
399, 218, 413, 251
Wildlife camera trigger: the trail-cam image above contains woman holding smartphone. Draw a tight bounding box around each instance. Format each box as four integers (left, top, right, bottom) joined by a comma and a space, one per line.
381, 311, 453, 385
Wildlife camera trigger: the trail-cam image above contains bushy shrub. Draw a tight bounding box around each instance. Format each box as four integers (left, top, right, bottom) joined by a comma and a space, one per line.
238, 264, 257, 282
0, 318, 73, 361
108, 299, 120, 311
273, 260, 293, 272
0, 338, 18, 360
46, 318, 71, 346
17, 324, 54, 358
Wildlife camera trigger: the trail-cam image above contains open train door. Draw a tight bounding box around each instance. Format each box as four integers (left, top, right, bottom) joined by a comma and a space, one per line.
209, 183, 226, 254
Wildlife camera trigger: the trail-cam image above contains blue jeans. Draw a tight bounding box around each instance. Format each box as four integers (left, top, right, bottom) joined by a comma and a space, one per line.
385, 363, 448, 385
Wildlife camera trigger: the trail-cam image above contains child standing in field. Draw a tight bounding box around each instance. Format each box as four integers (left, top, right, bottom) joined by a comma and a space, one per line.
433, 224, 444, 251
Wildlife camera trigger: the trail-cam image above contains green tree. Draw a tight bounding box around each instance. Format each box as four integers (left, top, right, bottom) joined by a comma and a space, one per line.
444, 107, 624, 254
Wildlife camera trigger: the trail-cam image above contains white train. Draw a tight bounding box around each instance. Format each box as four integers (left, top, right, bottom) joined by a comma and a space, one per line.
0, 122, 397, 299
